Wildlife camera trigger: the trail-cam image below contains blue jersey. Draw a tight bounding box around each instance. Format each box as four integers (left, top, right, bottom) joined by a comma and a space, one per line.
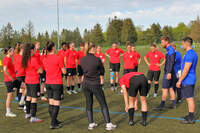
164, 45, 176, 74
174, 51, 182, 74
182, 49, 198, 85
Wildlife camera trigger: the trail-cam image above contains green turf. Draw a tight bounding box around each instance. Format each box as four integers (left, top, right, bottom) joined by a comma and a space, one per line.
0, 45, 200, 133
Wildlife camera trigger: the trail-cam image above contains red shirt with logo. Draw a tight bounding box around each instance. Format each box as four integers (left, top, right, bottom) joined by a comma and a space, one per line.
3, 56, 16, 82
106, 48, 124, 64
65, 49, 78, 68
57, 49, 67, 63
43, 54, 64, 84
77, 50, 85, 65
95, 52, 105, 66
120, 72, 143, 88
13, 54, 25, 77
123, 51, 135, 69
25, 55, 41, 84
145, 50, 165, 71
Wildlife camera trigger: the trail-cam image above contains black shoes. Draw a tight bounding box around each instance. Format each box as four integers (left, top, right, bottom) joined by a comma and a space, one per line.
180, 119, 195, 124
50, 124, 62, 129
140, 121, 147, 127
154, 105, 164, 111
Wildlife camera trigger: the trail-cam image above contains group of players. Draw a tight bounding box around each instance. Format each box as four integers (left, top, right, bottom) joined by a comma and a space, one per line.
1, 35, 198, 130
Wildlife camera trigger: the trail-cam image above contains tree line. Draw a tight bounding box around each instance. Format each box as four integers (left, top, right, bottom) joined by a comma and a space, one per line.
0, 16, 200, 48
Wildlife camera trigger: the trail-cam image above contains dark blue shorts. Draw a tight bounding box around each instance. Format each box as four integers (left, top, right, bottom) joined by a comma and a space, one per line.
181, 84, 195, 98
162, 74, 175, 89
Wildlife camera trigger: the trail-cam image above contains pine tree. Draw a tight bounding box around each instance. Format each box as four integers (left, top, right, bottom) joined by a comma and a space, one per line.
162, 26, 174, 41
91, 23, 104, 44
121, 18, 137, 44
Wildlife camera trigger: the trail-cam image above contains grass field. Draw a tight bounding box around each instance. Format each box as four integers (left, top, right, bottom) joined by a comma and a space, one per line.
0, 45, 200, 133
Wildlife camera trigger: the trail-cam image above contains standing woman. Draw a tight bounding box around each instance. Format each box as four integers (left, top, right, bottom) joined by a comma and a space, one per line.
95, 45, 105, 88
22, 43, 43, 123
81, 43, 116, 131
77, 43, 85, 92
65, 42, 78, 94
13, 44, 27, 109
43, 41, 66, 129
120, 72, 148, 126
3, 46, 20, 117
106, 42, 124, 91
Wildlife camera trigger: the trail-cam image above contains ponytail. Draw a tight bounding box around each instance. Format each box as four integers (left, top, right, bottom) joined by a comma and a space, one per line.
22, 43, 35, 68
84, 42, 95, 55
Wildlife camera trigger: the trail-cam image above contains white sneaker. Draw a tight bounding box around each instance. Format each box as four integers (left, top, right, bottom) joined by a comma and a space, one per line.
153, 93, 158, 98
25, 114, 31, 119
6, 112, 17, 117
23, 106, 26, 113
67, 90, 72, 95
120, 89, 123, 94
114, 87, 118, 91
30, 117, 43, 123
111, 87, 115, 91
146, 94, 150, 98
106, 123, 117, 131
88, 123, 98, 130
72, 90, 78, 94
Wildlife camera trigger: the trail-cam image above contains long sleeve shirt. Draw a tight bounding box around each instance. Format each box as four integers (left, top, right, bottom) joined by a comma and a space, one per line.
164, 45, 176, 75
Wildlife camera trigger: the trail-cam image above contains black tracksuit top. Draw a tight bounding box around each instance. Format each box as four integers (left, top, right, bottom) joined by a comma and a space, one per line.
80, 53, 104, 86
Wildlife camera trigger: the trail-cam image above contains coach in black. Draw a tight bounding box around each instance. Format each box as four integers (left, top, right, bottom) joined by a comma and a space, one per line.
155, 36, 177, 110
80, 43, 117, 131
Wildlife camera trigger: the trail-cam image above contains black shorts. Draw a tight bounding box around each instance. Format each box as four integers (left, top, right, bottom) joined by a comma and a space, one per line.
46, 84, 63, 101
66, 68, 77, 76
133, 66, 138, 72
77, 65, 83, 76
123, 69, 135, 75
40, 71, 46, 83
128, 75, 148, 97
147, 70, 161, 81
16, 76, 25, 87
26, 84, 40, 98
181, 85, 195, 98
162, 74, 175, 89
5, 80, 20, 93
110, 63, 120, 72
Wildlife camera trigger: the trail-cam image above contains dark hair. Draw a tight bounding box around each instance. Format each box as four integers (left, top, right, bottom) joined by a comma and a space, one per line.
161, 36, 170, 42
80, 42, 85, 47
113, 42, 118, 45
14, 42, 21, 54
183, 37, 193, 45
126, 41, 132, 47
61, 42, 67, 47
4, 46, 12, 55
46, 41, 55, 52
84, 42, 95, 55
22, 43, 35, 68
151, 44, 157, 48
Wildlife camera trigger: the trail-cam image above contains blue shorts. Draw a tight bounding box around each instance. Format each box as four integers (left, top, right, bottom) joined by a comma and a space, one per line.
162, 74, 175, 89
181, 84, 195, 98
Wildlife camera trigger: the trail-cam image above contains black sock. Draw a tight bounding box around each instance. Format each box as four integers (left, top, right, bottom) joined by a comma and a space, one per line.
26, 101, 31, 114
141, 111, 148, 122
78, 84, 81, 88
147, 83, 151, 94
188, 112, 194, 120
111, 84, 114, 87
18, 93, 22, 102
128, 108, 135, 122
154, 84, 159, 94
71, 86, 74, 91
115, 83, 118, 87
49, 105, 54, 118
160, 101, 165, 107
67, 86, 70, 91
51, 106, 60, 126
31, 103, 37, 117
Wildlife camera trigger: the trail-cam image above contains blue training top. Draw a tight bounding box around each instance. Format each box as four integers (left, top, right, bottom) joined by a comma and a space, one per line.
174, 51, 182, 74
164, 45, 176, 74
182, 49, 198, 85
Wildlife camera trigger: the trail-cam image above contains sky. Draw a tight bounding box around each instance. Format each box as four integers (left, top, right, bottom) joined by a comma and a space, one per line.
0, 0, 200, 35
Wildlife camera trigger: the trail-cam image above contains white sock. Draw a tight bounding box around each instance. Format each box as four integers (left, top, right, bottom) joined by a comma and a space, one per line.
20, 96, 25, 105
6, 108, 11, 113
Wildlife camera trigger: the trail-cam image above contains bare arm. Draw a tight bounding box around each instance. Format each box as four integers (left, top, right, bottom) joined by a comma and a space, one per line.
144, 57, 150, 66
121, 85, 129, 112
62, 68, 66, 74
138, 58, 141, 65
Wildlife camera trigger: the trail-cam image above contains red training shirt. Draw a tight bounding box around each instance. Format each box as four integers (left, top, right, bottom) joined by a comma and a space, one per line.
132, 51, 141, 66
57, 49, 67, 63
13, 54, 25, 77
65, 49, 78, 68
120, 72, 143, 88
145, 50, 165, 71
123, 51, 135, 69
25, 55, 41, 84
106, 48, 124, 64
77, 50, 85, 65
3, 56, 16, 82
95, 52, 105, 66
43, 54, 64, 84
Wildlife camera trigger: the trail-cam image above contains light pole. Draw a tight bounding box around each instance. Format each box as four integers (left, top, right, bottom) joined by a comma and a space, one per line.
57, 0, 60, 50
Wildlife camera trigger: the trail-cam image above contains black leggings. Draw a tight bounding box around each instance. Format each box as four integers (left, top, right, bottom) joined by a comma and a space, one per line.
83, 84, 110, 123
